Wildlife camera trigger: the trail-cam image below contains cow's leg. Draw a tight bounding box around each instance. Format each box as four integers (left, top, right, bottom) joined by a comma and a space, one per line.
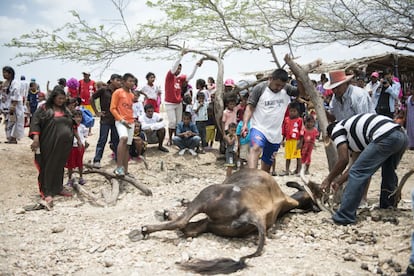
181, 218, 209, 237
142, 204, 204, 236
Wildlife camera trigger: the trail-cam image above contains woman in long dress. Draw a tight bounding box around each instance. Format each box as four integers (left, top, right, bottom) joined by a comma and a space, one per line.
29, 86, 80, 209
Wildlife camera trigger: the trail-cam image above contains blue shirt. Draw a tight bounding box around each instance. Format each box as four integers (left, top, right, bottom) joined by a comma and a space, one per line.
236, 120, 250, 145
176, 121, 199, 135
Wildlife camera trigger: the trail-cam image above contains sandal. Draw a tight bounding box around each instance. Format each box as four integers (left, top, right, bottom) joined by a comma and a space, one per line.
24, 203, 45, 211
40, 196, 54, 211
59, 187, 73, 197
66, 179, 74, 187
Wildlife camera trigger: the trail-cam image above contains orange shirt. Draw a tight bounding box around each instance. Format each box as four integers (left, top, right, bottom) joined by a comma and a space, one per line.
110, 88, 134, 124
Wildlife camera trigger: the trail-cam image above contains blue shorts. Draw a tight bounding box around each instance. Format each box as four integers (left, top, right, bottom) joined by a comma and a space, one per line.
250, 128, 280, 165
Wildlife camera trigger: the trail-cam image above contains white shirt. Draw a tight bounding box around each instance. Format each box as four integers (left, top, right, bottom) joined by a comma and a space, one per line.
193, 101, 208, 121
74, 123, 88, 147
141, 84, 161, 100
139, 112, 166, 130
133, 101, 144, 119
250, 86, 291, 143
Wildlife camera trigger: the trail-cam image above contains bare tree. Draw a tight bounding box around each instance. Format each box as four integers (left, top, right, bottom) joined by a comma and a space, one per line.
296, 0, 414, 52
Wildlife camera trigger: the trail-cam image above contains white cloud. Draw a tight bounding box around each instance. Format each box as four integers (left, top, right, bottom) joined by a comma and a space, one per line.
12, 3, 28, 14
34, 0, 95, 26
0, 16, 32, 40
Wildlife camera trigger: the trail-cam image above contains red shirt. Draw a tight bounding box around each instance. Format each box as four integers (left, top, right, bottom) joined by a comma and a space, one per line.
164, 71, 186, 104
282, 117, 303, 140
68, 87, 78, 99
78, 79, 96, 105
302, 127, 319, 144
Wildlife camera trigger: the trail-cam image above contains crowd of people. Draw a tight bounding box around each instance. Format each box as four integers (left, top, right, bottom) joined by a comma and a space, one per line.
1, 56, 414, 274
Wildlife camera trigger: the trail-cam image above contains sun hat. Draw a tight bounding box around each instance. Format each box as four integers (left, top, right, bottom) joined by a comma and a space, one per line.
323, 70, 354, 90
371, 72, 379, 78
224, 79, 235, 87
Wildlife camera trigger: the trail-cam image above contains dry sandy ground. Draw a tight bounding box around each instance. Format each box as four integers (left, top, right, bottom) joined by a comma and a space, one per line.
0, 117, 413, 276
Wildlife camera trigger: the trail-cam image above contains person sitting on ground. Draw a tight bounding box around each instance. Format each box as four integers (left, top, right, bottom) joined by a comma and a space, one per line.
139, 104, 169, 152
173, 112, 201, 156
129, 120, 147, 160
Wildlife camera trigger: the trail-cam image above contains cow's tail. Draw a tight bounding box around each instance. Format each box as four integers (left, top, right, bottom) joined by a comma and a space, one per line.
179, 220, 266, 275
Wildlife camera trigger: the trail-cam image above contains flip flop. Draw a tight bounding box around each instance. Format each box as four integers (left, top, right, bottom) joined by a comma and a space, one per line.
39, 199, 53, 211
23, 203, 45, 211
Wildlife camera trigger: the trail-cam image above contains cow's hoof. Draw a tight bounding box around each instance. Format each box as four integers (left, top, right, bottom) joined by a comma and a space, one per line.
180, 198, 190, 206
128, 229, 145, 242
154, 209, 170, 221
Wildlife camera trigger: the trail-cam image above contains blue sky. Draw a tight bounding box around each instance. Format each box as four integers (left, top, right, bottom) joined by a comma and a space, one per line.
0, 0, 396, 91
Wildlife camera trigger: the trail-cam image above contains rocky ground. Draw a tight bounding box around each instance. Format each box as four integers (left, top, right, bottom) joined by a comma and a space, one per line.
0, 117, 413, 276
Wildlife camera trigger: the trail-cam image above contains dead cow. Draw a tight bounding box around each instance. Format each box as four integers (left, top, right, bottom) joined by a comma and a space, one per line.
132, 168, 319, 274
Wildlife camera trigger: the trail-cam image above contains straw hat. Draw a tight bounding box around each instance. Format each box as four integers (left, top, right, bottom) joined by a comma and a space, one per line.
323, 70, 354, 90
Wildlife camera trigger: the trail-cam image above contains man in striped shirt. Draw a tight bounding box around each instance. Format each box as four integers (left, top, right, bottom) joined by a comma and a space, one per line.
321, 113, 408, 225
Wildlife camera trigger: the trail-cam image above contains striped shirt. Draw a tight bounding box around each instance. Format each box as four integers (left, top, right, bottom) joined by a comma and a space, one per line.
331, 113, 400, 152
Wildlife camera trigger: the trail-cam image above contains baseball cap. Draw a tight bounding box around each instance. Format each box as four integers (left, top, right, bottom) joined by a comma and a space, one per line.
224, 79, 235, 87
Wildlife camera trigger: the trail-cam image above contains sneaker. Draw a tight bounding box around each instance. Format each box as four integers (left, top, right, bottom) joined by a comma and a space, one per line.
114, 167, 125, 177
79, 178, 86, 185
279, 171, 289, 176
188, 149, 197, 156
358, 199, 369, 209
178, 149, 186, 156
92, 161, 101, 169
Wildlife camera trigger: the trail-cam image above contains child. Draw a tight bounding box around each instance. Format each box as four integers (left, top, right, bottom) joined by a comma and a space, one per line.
207, 76, 216, 94
36, 92, 46, 108
301, 115, 319, 175
279, 103, 303, 176
236, 119, 250, 169
236, 92, 248, 123
224, 122, 238, 177
221, 97, 238, 154
205, 92, 216, 149
66, 110, 88, 186
129, 120, 147, 160
141, 72, 162, 113
183, 93, 195, 123
193, 91, 208, 153
132, 91, 145, 121
27, 82, 39, 119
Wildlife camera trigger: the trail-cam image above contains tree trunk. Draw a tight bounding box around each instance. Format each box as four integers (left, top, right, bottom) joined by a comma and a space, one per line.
213, 58, 224, 134
284, 55, 338, 170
